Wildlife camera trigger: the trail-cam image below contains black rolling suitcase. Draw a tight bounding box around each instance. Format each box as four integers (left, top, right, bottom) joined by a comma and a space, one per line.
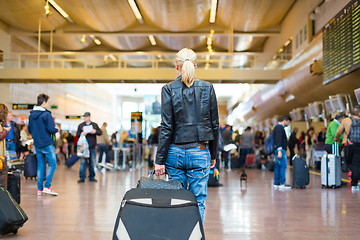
24, 154, 37, 179
292, 156, 310, 188
113, 171, 205, 240
0, 187, 28, 237
7, 171, 21, 204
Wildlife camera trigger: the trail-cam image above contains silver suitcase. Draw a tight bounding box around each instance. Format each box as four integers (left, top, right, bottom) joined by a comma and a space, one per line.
321, 143, 341, 188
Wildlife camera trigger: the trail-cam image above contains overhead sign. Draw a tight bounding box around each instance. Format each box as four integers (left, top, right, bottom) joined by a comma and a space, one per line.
65, 115, 82, 119
12, 104, 35, 110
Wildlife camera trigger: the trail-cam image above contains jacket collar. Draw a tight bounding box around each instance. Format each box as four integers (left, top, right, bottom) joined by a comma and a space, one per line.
33, 106, 46, 111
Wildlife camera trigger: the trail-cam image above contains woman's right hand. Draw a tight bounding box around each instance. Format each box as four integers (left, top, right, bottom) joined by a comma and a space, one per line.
155, 164, 165, 176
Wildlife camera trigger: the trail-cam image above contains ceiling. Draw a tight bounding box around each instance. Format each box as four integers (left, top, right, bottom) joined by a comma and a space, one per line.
0, 0, 296, 56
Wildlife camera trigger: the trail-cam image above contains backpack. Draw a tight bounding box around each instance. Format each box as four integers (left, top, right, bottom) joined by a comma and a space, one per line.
264, 131, 275, 155
348, 117, 360, 143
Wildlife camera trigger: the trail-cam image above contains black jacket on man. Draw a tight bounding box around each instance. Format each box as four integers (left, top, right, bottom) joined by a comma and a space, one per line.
76, 122, 102, 148
155, 76, 219, 165
273, 124, 288, 151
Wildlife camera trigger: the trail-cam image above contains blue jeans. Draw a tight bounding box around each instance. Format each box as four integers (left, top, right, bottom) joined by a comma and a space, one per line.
36, 144, 57, 190
165, 144, 211, 222
274, 149, 288, 185
6, 141, 16, 152
98, 144, 110, 164
79, 147, 96, 180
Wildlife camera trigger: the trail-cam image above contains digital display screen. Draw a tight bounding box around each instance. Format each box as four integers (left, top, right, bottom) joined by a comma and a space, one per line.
324, 99, 335, 113
305, 107, 311, 117
323, 0, 360, 84
331, 97, 345, 112
355, 88, 360, 104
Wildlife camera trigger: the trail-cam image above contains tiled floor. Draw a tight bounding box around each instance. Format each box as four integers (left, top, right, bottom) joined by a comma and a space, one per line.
4, 161, 360, 240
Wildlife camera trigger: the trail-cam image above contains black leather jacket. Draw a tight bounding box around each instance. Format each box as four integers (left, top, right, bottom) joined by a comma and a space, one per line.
155, 76, 219, 165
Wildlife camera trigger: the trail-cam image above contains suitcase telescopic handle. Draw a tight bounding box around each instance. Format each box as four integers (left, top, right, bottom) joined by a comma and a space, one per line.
148, 169, 173, 181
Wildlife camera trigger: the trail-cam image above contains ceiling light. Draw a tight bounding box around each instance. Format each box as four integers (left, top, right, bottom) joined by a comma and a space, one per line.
207, 37, 212, 46
108, 54, 116, 61
209, 0, 218, 23
315, 6, 320, 14
90, 35, 101, 45
205, 55, 210, 61
128, 0, 144, 24
80, 35, 86, 43
284, 40, 291, 46
44, 1, 50, 16
48, 0, 73, 22
148, 35, 156, 45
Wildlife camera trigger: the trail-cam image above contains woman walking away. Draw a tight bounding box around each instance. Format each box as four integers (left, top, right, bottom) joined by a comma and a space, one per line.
154, 48, 219, 222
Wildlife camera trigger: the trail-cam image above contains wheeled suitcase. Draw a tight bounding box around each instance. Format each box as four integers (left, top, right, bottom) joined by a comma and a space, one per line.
24, 154, 37, 179
65, 153, 80, 168
0, 187, 28, 237
245, 154, 256, 168
113, 188, 205, 240
321, 154, 341, 188
231, 156, 241, 169
7, 171, 21, 204
292, 156, 310, 188
321, 143, 341, 188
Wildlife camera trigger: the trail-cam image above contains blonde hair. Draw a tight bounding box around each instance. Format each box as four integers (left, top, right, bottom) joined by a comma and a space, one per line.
175, 48, 196, 88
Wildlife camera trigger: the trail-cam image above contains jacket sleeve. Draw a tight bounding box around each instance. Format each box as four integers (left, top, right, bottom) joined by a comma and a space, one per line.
155, 85, 174, 165
76, 124, 82, 138
208, 84, 219, 160
273, 126, 282, 151
45, 113, 58, 134
93, 123, 102, 136
0, 128, 8, 141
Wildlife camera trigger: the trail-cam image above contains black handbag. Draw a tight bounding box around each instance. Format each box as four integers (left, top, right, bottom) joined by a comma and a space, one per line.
137, 170, 183, 190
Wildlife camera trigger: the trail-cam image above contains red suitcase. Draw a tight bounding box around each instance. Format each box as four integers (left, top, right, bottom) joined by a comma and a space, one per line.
245, 154, 256, 168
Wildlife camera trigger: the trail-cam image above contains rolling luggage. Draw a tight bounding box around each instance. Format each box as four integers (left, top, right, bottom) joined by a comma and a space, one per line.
231, 156, 241, 169
113, 171, 205, 240
321, 143, 341, 188
292, 156, 310, 188
65, 153, 80, 168
245, 154, 256, 168
7, 171, 21, 204
24, 154, 37, 179
0, 187, 28, 237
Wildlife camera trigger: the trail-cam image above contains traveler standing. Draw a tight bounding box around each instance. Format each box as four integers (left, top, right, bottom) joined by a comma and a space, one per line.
154, 48, 219, 222
97, 122, 111, 169
28, 94, 59, 196
76, 112, 102, 183
222, 125, 233, 169
5, 112, 20, 153
0, 104, 10, 189
334, 106, 360, 190
325, 113, 344, 154
288, 127, 299, 164
239, 127, 255, 167
273, 115, 292, 189
305, 127, 315, 167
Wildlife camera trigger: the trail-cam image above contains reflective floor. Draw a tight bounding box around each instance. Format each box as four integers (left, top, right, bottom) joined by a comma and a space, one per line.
5, 162, 360, 240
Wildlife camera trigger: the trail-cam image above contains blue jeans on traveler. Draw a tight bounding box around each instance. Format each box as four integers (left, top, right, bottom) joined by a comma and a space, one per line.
79, 147, 96, 180
6, 141, 16, 152
165, 144, 211, 222
98, 144, 110, 165
36, 144, 57, 191
274, 149, 288, 185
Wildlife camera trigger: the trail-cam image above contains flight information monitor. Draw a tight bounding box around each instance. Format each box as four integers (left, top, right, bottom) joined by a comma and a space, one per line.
323, 0, 360, 84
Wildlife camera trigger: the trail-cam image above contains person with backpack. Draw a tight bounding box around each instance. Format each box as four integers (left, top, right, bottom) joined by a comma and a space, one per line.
335, 105, 360, 190
273, 115, 292, 189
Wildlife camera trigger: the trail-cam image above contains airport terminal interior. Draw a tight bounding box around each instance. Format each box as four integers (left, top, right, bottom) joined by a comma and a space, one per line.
1, 0, 360, 239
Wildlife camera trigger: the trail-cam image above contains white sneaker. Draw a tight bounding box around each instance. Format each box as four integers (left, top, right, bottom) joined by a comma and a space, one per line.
273, 184, 280, 188
351, 186, 360, 191
37, 190, 43, 196
43, 187, 59, 196
279, 184, 292, 189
